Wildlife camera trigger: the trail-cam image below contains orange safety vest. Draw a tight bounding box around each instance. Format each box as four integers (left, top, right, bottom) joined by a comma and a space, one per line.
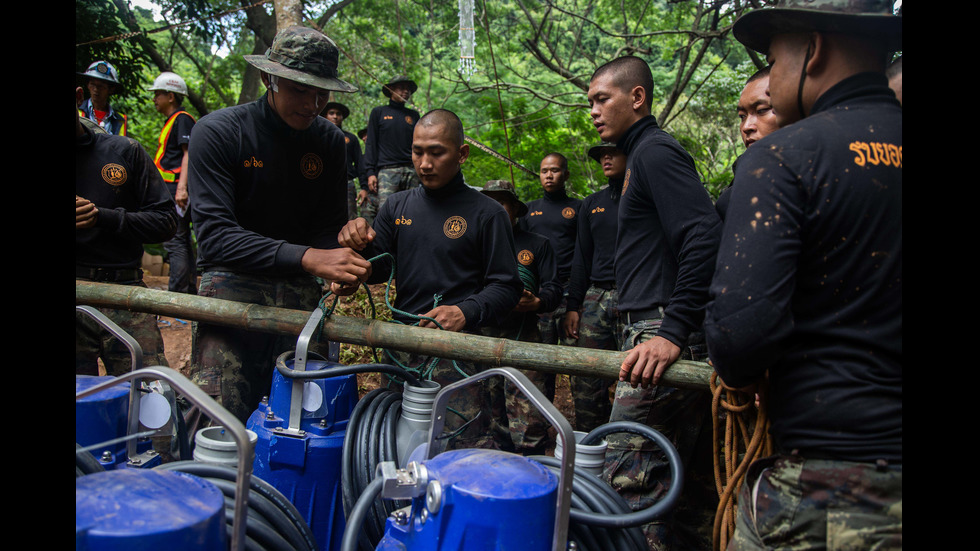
153, 110, 196, 182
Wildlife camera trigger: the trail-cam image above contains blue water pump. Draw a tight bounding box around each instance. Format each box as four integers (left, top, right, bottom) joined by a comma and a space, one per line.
75, 306, 178, 470
340, 367, 685, 551
246, 307, 360, 551
76, 363, 258, 550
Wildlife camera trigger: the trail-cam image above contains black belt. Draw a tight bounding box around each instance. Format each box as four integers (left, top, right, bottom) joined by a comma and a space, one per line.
619, 307, 664, 325
591, 281, 616, 291
377, 162, 413, 171
785, 448, 901, 469
76, 266, 143, 283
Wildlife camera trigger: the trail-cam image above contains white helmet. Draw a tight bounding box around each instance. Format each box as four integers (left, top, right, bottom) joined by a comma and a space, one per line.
148, 72, 188, 95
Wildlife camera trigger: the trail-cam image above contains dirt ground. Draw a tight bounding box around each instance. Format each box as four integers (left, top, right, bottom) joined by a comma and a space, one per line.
142, 275, 577, 431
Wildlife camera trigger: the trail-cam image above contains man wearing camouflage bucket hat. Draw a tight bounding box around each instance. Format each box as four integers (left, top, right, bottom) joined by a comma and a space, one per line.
479, 179, 563, 456
363, 75, 422, 209
186, 25, 372, 424
705, 2, 902, 549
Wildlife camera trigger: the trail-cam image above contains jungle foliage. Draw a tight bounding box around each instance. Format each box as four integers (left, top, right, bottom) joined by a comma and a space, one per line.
76, 0, 771, 201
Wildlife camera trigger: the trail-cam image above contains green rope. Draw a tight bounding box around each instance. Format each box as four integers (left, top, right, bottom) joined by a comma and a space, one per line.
313, 252, 473, 389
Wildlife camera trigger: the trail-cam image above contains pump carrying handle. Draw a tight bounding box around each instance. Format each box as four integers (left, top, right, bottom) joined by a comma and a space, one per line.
286, 307, 325, 431
76, 305, 145, 461
425, 367, 575, 551
76, 365, 255, 551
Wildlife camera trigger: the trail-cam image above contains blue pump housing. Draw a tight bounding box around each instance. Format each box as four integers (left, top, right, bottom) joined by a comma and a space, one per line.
76, 375, 153, 470
377, 449, 559, 551
76, 468, 227, 550
247, 358, 358, 551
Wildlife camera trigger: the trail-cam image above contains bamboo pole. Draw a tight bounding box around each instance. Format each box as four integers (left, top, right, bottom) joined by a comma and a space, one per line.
76, 281, 713, 391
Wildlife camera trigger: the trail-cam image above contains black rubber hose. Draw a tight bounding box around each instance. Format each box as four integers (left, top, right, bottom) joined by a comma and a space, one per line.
531, 455, 647, 551
207, 477, 309, 551
567, 420, 685, 528
341, 388, 400, 551
220, 507, 294, 551
340, 478, 384, 551
156, 461, 318, 551
276, 356, 422, 388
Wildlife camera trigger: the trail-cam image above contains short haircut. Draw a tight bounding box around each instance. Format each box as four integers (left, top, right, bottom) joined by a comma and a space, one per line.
885, 55, 902, 79
591, 56, 654, 109
746, 65, 770, 86
417, 109, 464, 148
542, 152, 569, 173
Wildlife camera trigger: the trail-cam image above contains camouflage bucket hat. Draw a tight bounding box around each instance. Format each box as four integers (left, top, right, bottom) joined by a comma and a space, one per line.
587, 142, 620, 163
733, 0, 902, 54
244, 26, 358, 93
382, 75, 419, 97
482, 180, 528, 217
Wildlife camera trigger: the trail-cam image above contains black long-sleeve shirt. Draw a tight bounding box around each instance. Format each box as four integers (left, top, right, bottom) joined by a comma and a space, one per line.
615, 116, 721, 348
518, 188, 582, 285
566, 179, 621, 311
342, 129, 367, 186
76, 125, 178, 269
362, 172, 523, 331
363, 101, 420, 178
489, 226, 564, 333
705, 73, 902, 463
188, 93, 348, 276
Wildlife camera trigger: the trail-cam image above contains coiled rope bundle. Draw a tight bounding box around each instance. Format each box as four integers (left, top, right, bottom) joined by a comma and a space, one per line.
710, 372, 773, 551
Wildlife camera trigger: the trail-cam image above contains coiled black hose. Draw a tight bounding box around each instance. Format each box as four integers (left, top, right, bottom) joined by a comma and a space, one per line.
341, 387, 406, 551
340, 477, 384, 551
531, 455, 648, 551
156, 460, 318, 551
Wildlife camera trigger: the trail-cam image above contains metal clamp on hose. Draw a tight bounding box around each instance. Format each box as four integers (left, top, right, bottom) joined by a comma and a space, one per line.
425, 367, 576, 551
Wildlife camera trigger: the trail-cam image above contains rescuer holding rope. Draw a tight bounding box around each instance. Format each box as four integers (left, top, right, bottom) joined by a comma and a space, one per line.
186, 25, 372, 424
337, 109, 522, 451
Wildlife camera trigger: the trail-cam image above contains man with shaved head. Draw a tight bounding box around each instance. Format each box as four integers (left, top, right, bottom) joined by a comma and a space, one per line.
588, 55, 722, 549
338, 108, 522, 451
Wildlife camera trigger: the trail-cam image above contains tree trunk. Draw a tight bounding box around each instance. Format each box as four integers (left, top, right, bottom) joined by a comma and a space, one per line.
274, 0, 302, 31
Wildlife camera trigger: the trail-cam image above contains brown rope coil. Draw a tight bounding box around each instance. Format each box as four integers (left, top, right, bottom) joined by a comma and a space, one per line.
710, 371, 773, 551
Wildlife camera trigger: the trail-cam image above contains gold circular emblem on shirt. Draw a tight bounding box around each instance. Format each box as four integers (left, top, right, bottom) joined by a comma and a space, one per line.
622, 168, 631, 195
345, 136, 350, 144
562, 207, 576, 219
518, 249, 534, 266
301, 153, 323, 179
405, 116, 414, 125
443, 215, 467, 239
101, 163, 128, 186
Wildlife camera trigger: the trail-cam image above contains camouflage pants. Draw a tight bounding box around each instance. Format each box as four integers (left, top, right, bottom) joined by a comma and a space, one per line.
385, 348, 498, 452
377, 166, 420, 209
570, 285, 622, 433
603, 312, 716, 551
730, 455, 902, 550
347, 178, 358, 220
482, 322, 555, 455
189, 271, 327, 424
359, 189, 380, 227
75, 278, 169, 376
